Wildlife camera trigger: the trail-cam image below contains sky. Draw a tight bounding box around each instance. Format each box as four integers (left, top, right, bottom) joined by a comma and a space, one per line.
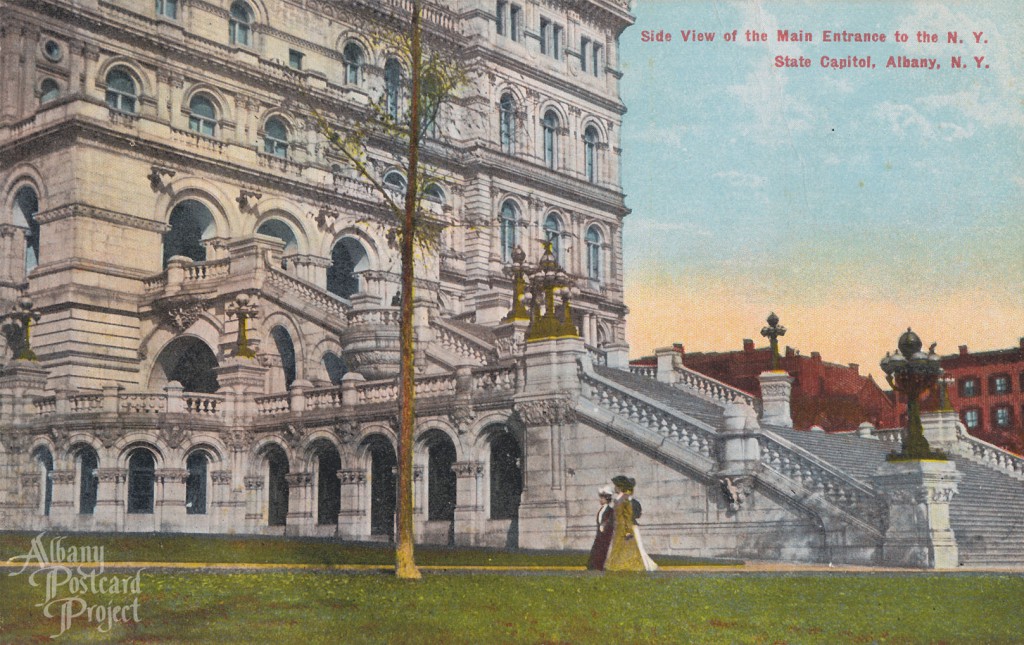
618, 0, 1023, 381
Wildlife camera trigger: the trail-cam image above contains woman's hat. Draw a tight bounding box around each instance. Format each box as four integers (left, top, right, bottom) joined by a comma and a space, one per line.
598, 485, 615, 497
611, 475, 636, 493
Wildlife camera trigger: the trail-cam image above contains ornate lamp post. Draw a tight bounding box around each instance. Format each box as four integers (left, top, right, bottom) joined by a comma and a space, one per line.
226, 293, 259, 359
1, 296, 42, 361
525, 241, 577, 341
502, 245, 529, 323
879, 328, 947, 460
760, 312, 786, 370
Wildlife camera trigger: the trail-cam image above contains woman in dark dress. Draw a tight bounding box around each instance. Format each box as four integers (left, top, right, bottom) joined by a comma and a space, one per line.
587, 485, 615, 570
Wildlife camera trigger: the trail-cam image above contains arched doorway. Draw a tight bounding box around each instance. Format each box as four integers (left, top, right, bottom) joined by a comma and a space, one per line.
310, 440, 340, 526
75, 446, 99, 515
489, 428, 523, 547
185, 451, 209, 515
327, 237, 368, 299
366, 436, 396, 539
163, 200, 216, 266
270, 326, 297, 390
149, 336, 220, 393
264, 445, 289, 527
32, 446, 53, 516
127, 448, 156, 514
425, 432, 457, 523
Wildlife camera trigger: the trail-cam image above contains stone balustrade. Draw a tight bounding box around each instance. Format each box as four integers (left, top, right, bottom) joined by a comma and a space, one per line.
628, 364, 655, 378
254, 394, 290, 416
266, 267, 349, 319
674, 364, 757, 407
585, 344, 608, 367
472, 367, 517, 395
959, 434, 1024, 480
432, 321, 494, 365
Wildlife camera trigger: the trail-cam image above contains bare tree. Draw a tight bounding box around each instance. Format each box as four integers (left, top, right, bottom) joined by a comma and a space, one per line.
313, 0, 463, 579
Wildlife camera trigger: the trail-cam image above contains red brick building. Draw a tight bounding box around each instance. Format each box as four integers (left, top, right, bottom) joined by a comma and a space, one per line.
935, 339, 1024, 454
631, 341, 898, 432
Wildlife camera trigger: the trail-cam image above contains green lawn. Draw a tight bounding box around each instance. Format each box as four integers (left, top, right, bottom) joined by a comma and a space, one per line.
2, 570, 1022, 644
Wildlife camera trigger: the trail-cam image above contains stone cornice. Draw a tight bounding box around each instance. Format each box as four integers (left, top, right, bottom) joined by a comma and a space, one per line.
34, 203, 169, 233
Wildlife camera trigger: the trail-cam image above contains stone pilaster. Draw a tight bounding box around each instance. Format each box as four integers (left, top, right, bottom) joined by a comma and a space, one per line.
758, 371, 794, 428
93, 468, 125, 531
243, 475, 264, 531
285, 472, 314, 533
873, 459, 961, 569
714, 402, 761, 511
208, 470, 237, 532
451, 461, 484, 546
155, 468, 188, 530
336, 469, 367, 540
49, 470, 77, 527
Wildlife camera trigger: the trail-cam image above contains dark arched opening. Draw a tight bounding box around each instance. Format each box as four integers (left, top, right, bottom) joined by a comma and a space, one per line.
127, 449, 156, 514
150, 336, 220, 393
324, 352, 347, 385
312, 441, 341, 526
426, 433, 457, 522
489, 430, 522, 521
327, 237, 368, 299
163, 200, 215, 266
270, 326, 297, 389
32, 447, 53, 516
266, 445, 289, 526
77, 446, 98, 515
185, 451, 209, 515
367, 437, 396, 538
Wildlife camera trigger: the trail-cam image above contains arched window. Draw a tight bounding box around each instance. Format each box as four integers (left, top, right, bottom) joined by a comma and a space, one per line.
427, 434, 456, 522
263, 117, 288, 158
127, 449, 156, 514
586, 225, 602, 282
40, 79, 60, 104
150, 336, 220, 393
499, 200, 519, 263
229, 2, 254, 47
368, 438, 396, 537
188, 94, 217, 137
105, 68, 137, 113
312, 441, 341, 525
499, 93, 516, 154
543, 213, 563, 266
13, 186, 40, 273
343, 43, 364, 85
185, 451, 208, 515
156, 0, 178, 19
542, 110, 559, 169
383, 171, 407, 194
76, 447, 99, 515
323, 352, 347, 385
384, 58, 402, 120
256, 219, 298, 255
163, 199, 215, 266
489, 431, 522, 521
265, 445, 289, 526
424, 183, 445, 205
270, 326, 296, 389
327, 237, 368, 299
33, 447, 53, 516
584, 126, 599, 183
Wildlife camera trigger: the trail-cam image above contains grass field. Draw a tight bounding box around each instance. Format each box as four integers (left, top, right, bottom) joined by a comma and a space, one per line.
2, 532, 1022, 644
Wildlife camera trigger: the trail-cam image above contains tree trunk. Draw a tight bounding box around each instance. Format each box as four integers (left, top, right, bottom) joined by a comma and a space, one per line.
395, 0, 423, 580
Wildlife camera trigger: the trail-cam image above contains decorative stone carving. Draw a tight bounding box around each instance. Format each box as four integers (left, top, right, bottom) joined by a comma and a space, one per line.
243, 476, 264, 490
452, 461, 485, 478
932, 487, 957, 503
514, 393, 576, 426
337, 470, 365, 485
283, 423, 304, 451
50, 471, 76, 485
48, 424, 68, 448
227, 427, 254, 451
147, 166, 176, 191
448, 404, 476, 435
495, 335, 522, 360
210, 471, 232, 485
96, 425, 122, 449
285, 472, 313, 487
155, 297, 210, 332
719, 475, 753, 512
96, 468, 124, 484
160, 424, 187, 450
333, 419, 358, 443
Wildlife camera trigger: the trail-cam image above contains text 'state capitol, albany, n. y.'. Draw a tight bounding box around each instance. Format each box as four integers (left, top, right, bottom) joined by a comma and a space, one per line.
1, 0, 1021, 568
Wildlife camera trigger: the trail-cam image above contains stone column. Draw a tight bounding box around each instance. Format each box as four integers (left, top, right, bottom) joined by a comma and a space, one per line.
654, 346, 678, 384
243, 475, 264, 531
0, 19, 23, 123
19, 24, 39, 117
155, 468, 188, 530
758, 371, 794, 428
93, 468, 125, 531
451, 461, 485, 546
336, 469, 367, 539
209, 470, 235, 532
921, 411, 961, 454
49, 470, 77, 528
873, 459, 961, 569
714, 402, 761, 511
285, 472, 314, 534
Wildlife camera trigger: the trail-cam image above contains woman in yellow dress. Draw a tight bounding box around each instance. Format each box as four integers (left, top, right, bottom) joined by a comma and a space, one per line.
603, 475, 657, 572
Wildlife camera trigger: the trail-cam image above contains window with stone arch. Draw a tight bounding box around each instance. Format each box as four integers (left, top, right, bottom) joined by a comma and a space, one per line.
127, 448, 156, 514
384, 58, 403, 120
499, 199, 520, 263
489, 429, 522, 522
256, 218, 299, 266
263, 117, 289, 158
163, 199, 216, 266
75, 445, 99, 515
499, 93, 516, 154
270, 325, 297, 390
583, 125, 600, 183
105, 67, 138, 113
39, 78, 60, 104
12, 185, 40, 274
185, 450, 209, 515
156, 0, 178, 20
423, 430, 456, 523
542, 110, 559, 170
327, 237, 369, 300
383, 170, 407, 194
32, 446, 53, 516
343, 42, 364, 85
586, 225, 602, 282
323, 351, 347, 385
188, 94, 218, 137
229, 1, 254, 47
543, 212, 564, 267
424, 183, 445, 205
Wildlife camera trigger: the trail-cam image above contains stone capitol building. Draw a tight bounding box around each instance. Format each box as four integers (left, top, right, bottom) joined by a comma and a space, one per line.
1, 0, 1022, 568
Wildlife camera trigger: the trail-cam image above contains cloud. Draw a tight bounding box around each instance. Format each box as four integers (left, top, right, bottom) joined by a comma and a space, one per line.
713, 169, 767, 189
628, 124, 689, 150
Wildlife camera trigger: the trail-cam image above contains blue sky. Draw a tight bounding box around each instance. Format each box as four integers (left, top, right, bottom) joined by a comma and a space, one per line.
619, 0, 1023, 377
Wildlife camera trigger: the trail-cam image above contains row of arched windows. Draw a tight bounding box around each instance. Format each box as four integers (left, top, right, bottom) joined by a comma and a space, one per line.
499, 93, 602, 183
500, 200, 604, 282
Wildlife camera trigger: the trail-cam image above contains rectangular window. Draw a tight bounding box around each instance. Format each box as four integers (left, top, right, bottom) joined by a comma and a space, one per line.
995, 406, 1012, 427
581, 37, 590, 71
959, 377, 980, 397
553, 25, 562, 60
156, 0, 177, 19
288, 50, 304, 70
963, 408, 980, 429
510, 5, 522, 42
592, 43, 602, 76
992, 374, 1011, 394
540, 19, 550, 55
496, 1, 506, 36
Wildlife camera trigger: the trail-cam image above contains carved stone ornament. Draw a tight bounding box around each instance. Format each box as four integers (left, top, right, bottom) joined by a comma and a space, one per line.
448, 404, 476, 435
160, 424, 187, 450
2, 432, 28, 455
337, 469, 366, 485
243, 475, 264, 490
227, 427, 254, 451
210, 470, 232, 485
514, 394, 577, 426
48, 424, 69, 449
285, 472, 313, 487
51, 471, 76, 485
156, 297, 210, 332
495, 336, 522, 361
283, 423, 304, 451
452, 461, 485, 478
719, 475, 754, 512
333, 418, 358, 444
932, 487, 957, 503
96, 424, 122, 449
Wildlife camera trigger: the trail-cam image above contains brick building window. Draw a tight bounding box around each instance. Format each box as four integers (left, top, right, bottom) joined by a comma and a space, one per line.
994, 406, 1013, 428
962, 408, 980, 430
959, 377, 980, 397
990, 374, 1011, 395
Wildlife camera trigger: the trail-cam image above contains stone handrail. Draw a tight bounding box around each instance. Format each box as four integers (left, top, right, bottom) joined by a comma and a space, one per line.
628, 364, 655, 378
33, 396, 57, 415
142, 274, 168, 293
674, 364, 757, 408
183, 258, 231, 283
580, 367, 716, 459
119, 392, 166, 415
432, 319, 495, 366
69, 393, 104, 413
874, 428, 902, 444
357, 381, 399, 406
184, 393, 224, 416
306, 387, 342, 411
958, 433, 1024, 480
255, 393, 290, 416
348, 307, 401, 327
472, 367, 517, 395
758, 433, 887, 525
586, 344, 608, 367
266, 266, 349, 320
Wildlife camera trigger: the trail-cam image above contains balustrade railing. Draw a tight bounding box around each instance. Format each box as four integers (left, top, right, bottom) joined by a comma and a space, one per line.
586, 344, 608, 367
628, 364, 656, 378
959, 433, 1024, 479
675, 365, 757, 407
473, 367, 517, 394
433, 320, 494, 365
184, 394, 224, 416
266, 267, 349, 320
255, 394, 290, 416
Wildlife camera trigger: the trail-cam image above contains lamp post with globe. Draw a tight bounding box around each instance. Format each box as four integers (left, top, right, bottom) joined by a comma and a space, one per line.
879, 328, 947, 460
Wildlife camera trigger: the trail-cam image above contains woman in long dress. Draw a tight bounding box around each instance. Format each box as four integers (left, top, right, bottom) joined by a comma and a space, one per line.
587, 485, 615, 570
603, 476, 658, 572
